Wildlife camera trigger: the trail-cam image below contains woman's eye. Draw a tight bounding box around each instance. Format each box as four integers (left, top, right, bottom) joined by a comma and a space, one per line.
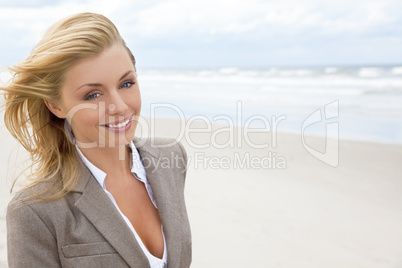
120, 81, 134, 88
84, 92, 101, 100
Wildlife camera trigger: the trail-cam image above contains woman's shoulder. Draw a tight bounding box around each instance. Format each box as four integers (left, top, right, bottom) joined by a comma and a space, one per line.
9, 180, 54, 202
135, 136, 184, 147
7, 177, 69, 212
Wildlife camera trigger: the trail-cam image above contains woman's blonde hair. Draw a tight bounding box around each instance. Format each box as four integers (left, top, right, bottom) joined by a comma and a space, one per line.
1, 12, 135, 200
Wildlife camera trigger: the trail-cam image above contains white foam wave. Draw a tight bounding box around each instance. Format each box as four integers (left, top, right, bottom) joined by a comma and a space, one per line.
391, 67, 402, 75
218, 67, 238, 74
139, 71, 402, 90
259, 87, 365, 96
358, 67, 382, 78
278, 69, 314, 77
197, 70, 214, 76
238, 70, 259, 77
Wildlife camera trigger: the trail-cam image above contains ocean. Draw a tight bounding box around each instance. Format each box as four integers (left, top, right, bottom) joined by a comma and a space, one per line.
138, 65, 402, 144
1, 64, 401, 145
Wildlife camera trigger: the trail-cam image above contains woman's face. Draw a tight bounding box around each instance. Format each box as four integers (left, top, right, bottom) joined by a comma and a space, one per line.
50, 44, 141, 148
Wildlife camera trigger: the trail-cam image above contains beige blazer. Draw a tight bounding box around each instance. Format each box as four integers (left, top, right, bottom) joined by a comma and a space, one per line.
7, 137, 191, 268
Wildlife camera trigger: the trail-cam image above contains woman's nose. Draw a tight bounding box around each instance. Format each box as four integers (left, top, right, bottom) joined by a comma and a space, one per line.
107, 91, 128, 115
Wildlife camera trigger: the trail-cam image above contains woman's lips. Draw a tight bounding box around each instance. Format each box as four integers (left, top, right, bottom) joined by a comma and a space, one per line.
102, 116, 133, 132
106, 118, 130, 128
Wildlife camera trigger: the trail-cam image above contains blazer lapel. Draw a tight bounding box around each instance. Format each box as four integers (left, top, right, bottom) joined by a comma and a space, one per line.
72, 162, 149, 268
134, 138, 183, 267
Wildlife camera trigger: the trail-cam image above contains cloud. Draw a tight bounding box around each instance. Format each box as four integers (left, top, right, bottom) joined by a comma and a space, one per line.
113, 0, 400, 36
1, 0, 402, 67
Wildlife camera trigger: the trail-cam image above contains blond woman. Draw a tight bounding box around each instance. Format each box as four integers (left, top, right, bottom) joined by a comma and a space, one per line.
2, 12, 191, 268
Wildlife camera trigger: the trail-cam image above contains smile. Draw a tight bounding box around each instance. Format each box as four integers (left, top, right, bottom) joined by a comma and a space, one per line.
106, 118, 130, 128
102, 116, 133, 133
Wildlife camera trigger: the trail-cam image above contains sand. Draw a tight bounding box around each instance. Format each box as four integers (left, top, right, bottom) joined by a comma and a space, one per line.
0, 117, 401, 267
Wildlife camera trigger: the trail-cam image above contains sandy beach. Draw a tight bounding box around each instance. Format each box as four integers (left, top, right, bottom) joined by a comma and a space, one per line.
1, 116, 401, 267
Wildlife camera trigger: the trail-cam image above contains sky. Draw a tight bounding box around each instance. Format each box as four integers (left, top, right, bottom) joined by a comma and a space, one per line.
0, 0, 402, 68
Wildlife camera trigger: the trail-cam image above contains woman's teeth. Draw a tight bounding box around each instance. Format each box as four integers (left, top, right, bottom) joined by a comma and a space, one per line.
107, 119, 129, 128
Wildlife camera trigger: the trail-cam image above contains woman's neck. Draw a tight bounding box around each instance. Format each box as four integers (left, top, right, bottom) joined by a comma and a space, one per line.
78, 144, 132, 178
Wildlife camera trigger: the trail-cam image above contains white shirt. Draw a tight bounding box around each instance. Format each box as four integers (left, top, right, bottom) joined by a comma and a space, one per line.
76, 142, 168, 268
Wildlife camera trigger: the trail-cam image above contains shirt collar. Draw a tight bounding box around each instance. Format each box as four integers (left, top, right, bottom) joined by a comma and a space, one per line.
76, 145, 107, 188
76, 141, 148, 189
128, 141, 148, 183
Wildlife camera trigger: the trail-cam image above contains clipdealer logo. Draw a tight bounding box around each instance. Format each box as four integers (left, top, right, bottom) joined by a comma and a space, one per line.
301, 100, 339, 167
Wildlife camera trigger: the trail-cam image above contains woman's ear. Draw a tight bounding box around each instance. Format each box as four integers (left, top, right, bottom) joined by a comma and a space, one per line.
44, 100, 67, 119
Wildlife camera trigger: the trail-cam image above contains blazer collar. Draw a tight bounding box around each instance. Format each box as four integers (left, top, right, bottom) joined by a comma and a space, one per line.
132, 137, 160, 159
134, 138, 183, 267
72, 138, 183, 267
134, 137, 183, 267
73, 162, 149, 267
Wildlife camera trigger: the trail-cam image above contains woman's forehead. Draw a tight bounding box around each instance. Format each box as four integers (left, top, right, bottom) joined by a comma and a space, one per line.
64, 45, 135, 87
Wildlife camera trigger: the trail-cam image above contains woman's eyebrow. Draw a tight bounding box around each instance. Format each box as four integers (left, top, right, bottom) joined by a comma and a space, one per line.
75, 82, 102, 92
75, 70, 134, 92
119, 70, 133, 81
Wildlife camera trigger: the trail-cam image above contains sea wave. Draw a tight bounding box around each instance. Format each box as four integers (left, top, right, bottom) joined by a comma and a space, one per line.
358, 67, 383, 78
391, 66, 402, 75
140, 72, 402, 89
